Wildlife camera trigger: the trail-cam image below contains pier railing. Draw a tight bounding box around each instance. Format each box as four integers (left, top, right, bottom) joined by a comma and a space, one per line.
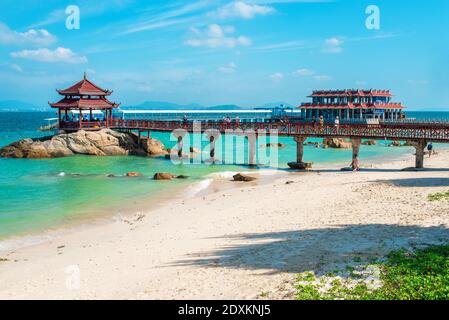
108, 119, 449, 142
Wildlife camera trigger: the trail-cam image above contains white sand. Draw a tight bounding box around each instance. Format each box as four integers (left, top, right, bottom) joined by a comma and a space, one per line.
1, 150, 449, 299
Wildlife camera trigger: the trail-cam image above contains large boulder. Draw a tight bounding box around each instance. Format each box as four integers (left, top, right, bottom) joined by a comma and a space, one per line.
153, 172, 177, 180
232, 173, 257, 182
323, 138, 352, 149
141, 138, 168, 155
362, 140, 377, 146
0, 129, 149, 159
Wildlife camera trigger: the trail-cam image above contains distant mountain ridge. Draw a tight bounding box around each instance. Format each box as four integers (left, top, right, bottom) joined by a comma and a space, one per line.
0, 99, 295, 112
0, 100, 49, 112
121, 101, 293, 110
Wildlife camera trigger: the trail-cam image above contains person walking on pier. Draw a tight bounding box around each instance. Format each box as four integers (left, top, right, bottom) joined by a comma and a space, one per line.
427, 143, 434, 157
334, 116, 340, 133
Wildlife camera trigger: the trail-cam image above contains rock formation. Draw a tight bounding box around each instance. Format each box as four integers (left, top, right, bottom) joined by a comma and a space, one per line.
141, 138, 168, 155
232, 173, 257, 182
322, 138, 352, 149
0, 129, 170, 159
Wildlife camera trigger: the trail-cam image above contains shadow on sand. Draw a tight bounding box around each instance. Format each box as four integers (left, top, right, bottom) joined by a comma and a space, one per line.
171, 224, 449, 276
371, 177, 449, 187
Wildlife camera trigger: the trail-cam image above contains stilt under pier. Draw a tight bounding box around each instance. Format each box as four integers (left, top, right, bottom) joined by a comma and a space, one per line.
351, 138, 361, 165
413, 140, 427, 169
288, 136, 312, 170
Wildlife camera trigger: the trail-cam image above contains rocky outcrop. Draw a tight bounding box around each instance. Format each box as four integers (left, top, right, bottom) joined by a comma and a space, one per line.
0, 129, 168, 159
232, 173, 257, 182
323, 138, 352, 149
154, 172, 177, 180
153, 172, 188, 180
141, 138, 168, 155
362, 140, 377, 146
126, 172, 143, 177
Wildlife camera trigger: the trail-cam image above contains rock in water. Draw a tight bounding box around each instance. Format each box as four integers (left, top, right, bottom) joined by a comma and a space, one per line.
153, 172, 177, 180
0, 129, 163, 159
362, 140, 377, 146
141, 138, 168, 155
232, 173, 257, 182
323, 138, 352, 149
126, 172, 142, 177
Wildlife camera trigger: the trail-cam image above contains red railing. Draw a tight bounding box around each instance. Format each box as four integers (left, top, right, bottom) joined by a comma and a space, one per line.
105, 119, 449, 142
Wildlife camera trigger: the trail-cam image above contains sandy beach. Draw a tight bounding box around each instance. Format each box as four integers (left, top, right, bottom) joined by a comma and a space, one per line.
1, 149, 449, 299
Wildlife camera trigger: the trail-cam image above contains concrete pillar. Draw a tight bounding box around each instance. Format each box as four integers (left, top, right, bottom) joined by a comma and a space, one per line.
209, 135, 215, 159
351, 138, 361, 162
247, 133, 257, 166
413, 140, 427, 169
177, 135, 183, 158
288, 136, 312, 170
295, 136, 306, 163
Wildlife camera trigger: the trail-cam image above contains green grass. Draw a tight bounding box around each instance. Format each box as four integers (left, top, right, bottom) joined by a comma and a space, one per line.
428, 191, 449, 202
295, 245, 449, 300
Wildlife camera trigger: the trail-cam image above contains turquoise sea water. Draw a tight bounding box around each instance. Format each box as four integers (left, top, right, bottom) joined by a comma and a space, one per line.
0, 111, 447, 240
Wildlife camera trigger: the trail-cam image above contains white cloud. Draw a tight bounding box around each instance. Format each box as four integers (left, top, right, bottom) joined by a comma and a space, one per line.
11, 47, 88, 64
0, 23, 56, 46
322, 37, 343, 53
218, 62, 237, 74
214, 1, 275, 19
185, 24, 251, 48
313, 74, 332, 81
295, 68, 315, 76
269, 72, 284, 82
293, 68, 331, 81
9, 64, 23, 73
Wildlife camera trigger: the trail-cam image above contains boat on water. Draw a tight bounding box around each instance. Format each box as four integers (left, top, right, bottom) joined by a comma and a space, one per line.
38, 118, 59, 132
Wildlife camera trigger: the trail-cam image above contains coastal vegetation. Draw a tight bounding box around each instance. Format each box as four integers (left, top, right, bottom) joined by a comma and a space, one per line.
428, 191, 449, 202
295, 245, 449, 300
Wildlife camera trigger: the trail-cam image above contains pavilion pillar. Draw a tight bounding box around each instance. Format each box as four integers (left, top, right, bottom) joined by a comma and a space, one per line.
106, 110, 109, 128
89, 108, 93, 121
65, 109, 68, 121
57, 108, 61, 125
288, 136, 312, 170
79, 108, 82, 129
413, 140, 427, 169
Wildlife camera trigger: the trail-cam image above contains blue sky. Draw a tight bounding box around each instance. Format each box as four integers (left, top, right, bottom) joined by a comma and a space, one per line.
0, 0, 448, 109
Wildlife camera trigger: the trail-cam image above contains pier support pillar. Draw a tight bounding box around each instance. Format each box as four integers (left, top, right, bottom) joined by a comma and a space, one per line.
413, 140, 427, 169
351, 138, 361, 162
247, 132, 257, 166
288, 136, 312, 170
177, 135, 183, 159
209, 135, 216, 162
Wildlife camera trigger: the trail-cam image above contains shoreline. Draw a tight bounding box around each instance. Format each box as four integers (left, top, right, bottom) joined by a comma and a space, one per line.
0, 144, 441, 253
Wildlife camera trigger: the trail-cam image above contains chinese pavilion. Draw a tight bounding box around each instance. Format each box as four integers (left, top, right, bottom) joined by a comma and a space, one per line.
49, 73, 120, 131
299, 89, 405, 121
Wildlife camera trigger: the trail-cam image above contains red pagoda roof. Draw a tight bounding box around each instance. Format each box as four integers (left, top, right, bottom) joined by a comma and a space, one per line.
309, 89, 392, 98
299, 102, 404, 110
49, 98, 120, 109
57, 73, 112, 96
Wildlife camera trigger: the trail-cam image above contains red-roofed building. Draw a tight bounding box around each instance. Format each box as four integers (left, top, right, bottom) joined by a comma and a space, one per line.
298, 89, 405, 121
49, 73, 120, 131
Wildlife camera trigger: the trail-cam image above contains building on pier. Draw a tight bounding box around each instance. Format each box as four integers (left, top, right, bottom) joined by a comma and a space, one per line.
298, 89, 405, 121
49, 73, 120, 131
